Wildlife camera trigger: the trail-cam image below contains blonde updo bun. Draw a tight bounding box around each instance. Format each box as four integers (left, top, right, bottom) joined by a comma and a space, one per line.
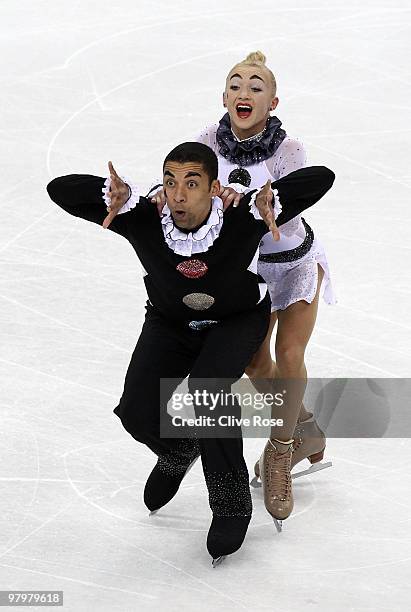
243, 51, 267, 65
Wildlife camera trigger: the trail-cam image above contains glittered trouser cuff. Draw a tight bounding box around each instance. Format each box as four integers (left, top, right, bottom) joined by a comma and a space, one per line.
204, 467, 252, 517
157, 438, 201, 476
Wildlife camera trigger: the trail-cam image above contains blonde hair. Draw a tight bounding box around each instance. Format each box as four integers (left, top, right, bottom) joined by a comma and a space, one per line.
227, 51, 277, 96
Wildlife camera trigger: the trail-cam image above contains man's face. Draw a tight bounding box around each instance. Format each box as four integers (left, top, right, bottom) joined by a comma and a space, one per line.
224, 65, 278, 139
163, 161, 220, 229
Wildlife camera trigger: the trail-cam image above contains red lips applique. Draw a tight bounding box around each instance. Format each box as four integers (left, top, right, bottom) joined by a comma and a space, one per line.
176, 259, 208, 279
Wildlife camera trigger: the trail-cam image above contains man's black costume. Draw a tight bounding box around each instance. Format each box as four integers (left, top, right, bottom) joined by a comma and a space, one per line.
47, 165, 334, 561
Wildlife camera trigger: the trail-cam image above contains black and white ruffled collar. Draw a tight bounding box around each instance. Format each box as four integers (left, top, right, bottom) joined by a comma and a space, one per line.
161, 197, 224, 256
216, 112, 287, 167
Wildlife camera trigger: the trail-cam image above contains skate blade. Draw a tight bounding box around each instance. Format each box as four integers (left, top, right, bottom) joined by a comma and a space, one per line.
149, 509, 159, 516
292, 461, 333, 480
273, 518, 282, 533
186, 455, 200, 476
250, 475, 262, 489
212, 555, 227, 568
251, 460, 332, 487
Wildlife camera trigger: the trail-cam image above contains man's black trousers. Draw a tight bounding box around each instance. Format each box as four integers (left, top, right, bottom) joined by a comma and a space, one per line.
114, 295, 271, 516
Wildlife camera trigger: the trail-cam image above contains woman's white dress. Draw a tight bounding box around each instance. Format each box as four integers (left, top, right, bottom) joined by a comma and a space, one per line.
197, 124, 336, 312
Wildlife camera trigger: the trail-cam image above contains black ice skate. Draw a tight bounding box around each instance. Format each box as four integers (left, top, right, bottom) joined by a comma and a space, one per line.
145, 440, 200, 514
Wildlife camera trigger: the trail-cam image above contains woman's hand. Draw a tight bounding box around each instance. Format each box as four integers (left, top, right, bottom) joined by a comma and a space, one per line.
149, 185, 243, 215
103, 161, 130, 228
255, 180, 280, 241
150, 189, 167, 216
218, 185, 243, 210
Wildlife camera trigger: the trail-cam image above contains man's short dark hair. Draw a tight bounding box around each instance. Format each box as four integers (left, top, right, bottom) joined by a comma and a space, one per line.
163, 142, 218, 186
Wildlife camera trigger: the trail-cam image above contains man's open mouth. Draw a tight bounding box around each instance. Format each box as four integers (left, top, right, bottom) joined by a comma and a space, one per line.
236, 104, 253, 119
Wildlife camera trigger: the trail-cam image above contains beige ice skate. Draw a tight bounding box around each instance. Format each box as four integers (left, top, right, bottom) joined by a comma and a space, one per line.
251, 415, 332, 488
259, 438, 294, 532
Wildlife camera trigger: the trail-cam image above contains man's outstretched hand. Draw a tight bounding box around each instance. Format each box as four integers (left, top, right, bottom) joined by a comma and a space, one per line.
255, 179, 280, 241
102, 161, 130, 229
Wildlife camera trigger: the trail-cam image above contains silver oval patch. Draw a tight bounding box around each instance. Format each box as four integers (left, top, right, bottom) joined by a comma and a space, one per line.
182, 293, 215, 310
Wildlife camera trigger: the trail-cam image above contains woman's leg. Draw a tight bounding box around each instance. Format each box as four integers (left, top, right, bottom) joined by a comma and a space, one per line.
245, 311, 278, 382
256, 265, 325, 526
270, 264, 325, 440
245, 307, 312, 422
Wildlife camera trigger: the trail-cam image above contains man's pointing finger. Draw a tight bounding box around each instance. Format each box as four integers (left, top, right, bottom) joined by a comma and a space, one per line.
108, 161, 119, 179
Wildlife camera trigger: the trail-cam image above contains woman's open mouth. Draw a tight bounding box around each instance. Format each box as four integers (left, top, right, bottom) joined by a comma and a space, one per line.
236, 104, 253, 119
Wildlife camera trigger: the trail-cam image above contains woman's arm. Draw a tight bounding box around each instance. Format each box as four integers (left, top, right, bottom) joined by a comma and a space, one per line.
270, 137, 307, 179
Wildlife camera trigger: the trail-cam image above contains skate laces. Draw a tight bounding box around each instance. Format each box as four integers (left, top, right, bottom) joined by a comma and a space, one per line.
292, 435, 303, 451
266, 443, 292, 500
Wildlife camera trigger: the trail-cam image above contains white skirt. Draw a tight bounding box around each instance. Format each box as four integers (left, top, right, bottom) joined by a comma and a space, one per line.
257, 237, 337, 312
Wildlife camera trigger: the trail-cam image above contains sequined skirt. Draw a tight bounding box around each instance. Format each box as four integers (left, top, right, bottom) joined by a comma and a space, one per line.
257, 233, 337, 312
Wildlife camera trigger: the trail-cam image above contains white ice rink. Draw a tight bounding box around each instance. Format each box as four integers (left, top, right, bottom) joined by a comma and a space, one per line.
1, 0, 411, 610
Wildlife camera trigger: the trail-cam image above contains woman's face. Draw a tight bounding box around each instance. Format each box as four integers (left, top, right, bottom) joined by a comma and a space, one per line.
224, 65, 278, 139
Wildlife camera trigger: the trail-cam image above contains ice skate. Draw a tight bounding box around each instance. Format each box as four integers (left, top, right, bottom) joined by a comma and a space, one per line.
251, 415, 331, 488
258, 438, 294, 531
290, 415, 332, 478
207, 515, 251, 567
204, 466, 253, 566
211, 555, 227, 568
145, 449, 199, 514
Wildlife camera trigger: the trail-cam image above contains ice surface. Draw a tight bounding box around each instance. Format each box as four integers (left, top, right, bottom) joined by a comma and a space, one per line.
1, 1, 411, 610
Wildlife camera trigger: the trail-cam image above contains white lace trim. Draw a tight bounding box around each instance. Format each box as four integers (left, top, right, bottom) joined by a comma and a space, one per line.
161, 197, 224, 256
249, 188, 282, 221
226, 182, 250, 195
102, 175, 141, 215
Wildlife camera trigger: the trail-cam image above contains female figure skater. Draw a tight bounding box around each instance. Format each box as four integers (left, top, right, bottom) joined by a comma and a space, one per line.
209, 51, 336, 530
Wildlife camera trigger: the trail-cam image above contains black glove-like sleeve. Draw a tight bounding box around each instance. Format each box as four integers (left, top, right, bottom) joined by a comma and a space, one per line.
271, 166, 335, 227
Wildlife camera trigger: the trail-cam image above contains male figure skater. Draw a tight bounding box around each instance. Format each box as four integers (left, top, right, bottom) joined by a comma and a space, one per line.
47, 142, 334, 566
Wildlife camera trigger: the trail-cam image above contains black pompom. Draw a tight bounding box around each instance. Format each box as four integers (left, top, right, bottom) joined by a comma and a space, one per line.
228, 168, 251, 187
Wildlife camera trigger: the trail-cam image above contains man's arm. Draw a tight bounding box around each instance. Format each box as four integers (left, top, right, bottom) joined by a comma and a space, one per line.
270, 166, 335, 227
46, 174, 149, 239
240, 166, 334, 240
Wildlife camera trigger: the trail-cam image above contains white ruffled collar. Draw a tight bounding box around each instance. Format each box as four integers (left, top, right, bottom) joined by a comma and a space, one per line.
161, 197, 224, 256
